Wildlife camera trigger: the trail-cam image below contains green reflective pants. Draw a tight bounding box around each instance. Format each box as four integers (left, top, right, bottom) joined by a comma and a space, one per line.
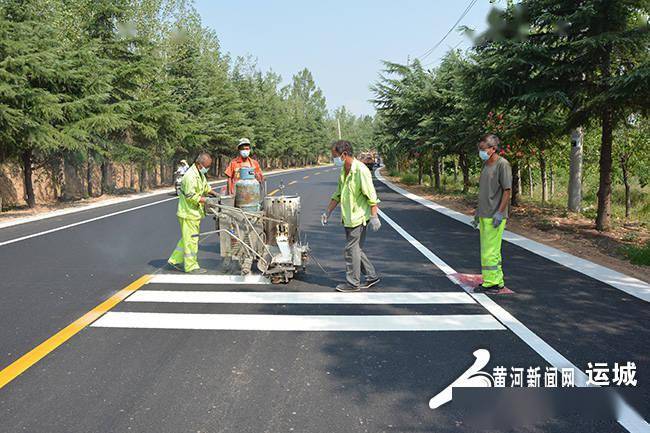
479, 217, 506, 287
168, 217, 201, 272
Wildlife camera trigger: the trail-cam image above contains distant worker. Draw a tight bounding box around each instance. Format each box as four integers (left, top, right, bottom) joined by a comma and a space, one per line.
175, 159, 190, 176
472, 134, 512, 292
322, 140, 381, 292
225, 138, 264, 195
174, 159, 190, 196
168, 152, 217, 274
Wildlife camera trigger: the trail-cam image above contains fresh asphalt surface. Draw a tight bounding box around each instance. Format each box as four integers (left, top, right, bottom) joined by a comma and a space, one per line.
0, 165, 647, 432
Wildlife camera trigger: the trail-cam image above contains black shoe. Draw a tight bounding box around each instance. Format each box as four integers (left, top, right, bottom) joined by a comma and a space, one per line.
336, 283, 361, 292
188, 268, 207, 275
360, 277, 381, 289
167, 262, 184, 272
474, 284, 502, 293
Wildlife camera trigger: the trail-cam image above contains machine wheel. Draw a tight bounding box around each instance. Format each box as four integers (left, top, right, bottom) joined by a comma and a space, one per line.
270, 270, 293, 284
257, 251, 271, 274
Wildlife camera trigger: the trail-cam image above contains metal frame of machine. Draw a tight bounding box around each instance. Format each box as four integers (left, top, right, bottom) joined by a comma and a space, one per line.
199, 168, 309, 284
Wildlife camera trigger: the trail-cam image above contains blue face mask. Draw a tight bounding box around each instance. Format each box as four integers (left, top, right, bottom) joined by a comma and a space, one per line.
479, 150, 490, 161
240, 149, 250, 158
200, 166, 209, 174
333, 156, 344, 167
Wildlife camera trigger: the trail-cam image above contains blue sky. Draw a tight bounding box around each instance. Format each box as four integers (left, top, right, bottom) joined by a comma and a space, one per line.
194, 1, 495, 116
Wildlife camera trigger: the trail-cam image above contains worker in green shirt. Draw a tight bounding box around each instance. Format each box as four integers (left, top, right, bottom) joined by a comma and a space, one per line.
322, 140, 381, 292
167, 152, 216, 274
471, 134, 512, 292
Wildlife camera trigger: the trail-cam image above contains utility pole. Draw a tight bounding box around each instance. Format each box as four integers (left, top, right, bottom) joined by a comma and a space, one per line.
568, 127, 583, 212
337, 118, 342, 140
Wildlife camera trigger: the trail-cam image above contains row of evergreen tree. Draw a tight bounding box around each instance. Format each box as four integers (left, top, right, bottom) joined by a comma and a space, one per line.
373, 0, 649, 231
0, 0, 372, 208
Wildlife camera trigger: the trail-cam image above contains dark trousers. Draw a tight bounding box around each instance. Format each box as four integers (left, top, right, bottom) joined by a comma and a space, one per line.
344, 224, 377, 287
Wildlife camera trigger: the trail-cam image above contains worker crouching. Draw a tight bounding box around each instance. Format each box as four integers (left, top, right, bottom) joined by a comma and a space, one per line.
167, 152, 217, 274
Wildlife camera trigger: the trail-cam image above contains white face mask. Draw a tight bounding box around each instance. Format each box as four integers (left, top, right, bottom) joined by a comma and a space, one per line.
240, 149, 250, 158
333, 153, 347, 167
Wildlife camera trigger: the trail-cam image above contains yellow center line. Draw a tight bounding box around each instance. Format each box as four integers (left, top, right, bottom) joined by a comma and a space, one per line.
268, 189, 279, 196
288, 180, 297, 186
303, 175, 310, 180
0, 274, 152, 389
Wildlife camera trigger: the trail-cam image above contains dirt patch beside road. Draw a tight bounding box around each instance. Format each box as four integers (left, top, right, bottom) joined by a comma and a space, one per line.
384, 175, 650, 284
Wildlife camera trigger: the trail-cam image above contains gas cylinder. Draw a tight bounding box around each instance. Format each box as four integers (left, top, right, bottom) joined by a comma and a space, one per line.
234, 166, 261, 211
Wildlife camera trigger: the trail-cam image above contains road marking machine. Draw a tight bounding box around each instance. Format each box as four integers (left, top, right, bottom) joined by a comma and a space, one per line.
197, 167, 309, 284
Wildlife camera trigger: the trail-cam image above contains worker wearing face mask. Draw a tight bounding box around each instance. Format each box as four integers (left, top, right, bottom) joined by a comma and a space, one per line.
322, 140, 381, 292
471, 134, 512, 292
225, 138, 265, 195
167, 152, 217, 274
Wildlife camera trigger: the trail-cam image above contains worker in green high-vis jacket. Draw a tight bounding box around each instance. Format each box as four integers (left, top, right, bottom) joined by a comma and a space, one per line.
472, 134, 512, 293
168, 152, 216, 274
322, 140, 381, 293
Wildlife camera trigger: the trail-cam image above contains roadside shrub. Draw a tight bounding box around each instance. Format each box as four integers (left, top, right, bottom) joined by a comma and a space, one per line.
537, 218, 557, 231
622, 232, 639, 242
612, 187, 646, 207
582, 206, 597, 220
638, 201, 650, 225
622, 241, 650, 266
400, 173, 418, 185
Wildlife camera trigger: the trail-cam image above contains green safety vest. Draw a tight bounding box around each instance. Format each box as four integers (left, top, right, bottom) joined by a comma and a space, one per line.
177, 164, 211, 220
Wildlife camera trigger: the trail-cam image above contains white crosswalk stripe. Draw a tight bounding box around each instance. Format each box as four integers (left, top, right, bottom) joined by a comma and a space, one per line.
127, 290, 476, 304
92, 312, 505, 331
92, 274, 507, 332
149, 274, 270, 285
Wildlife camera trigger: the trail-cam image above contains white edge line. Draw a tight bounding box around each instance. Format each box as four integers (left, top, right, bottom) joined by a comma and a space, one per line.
91, 312, 505, 331
0, 197, 177, 247
0, 165, 330, 230
0, 165, 330, 246
0, 189, 180, 230
375, 182, 649, 432
0, 182, 219, 231
377, 210, 455, 275
473, 294, 649, 433
127, 290, 476, 304
375, 168, 650, 303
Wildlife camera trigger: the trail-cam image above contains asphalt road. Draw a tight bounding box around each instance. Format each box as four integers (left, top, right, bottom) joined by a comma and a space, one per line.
0, 165, 647, 433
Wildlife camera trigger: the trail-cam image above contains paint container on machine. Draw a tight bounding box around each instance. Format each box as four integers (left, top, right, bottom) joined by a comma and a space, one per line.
263, 195, 300, 246
235, 167, 261, 212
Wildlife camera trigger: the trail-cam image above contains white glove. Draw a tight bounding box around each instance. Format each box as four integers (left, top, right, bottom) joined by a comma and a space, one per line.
369, 216, 381, 232
471, 214, 479, 230
492, 211, 505, 228
321, 212, 329, 226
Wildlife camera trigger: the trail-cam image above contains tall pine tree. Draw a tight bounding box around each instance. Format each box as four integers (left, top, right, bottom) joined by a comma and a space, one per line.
0, 0, 111, 207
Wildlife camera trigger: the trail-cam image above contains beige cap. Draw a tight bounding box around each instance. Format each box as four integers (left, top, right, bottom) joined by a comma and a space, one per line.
237, 138, 251, 149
